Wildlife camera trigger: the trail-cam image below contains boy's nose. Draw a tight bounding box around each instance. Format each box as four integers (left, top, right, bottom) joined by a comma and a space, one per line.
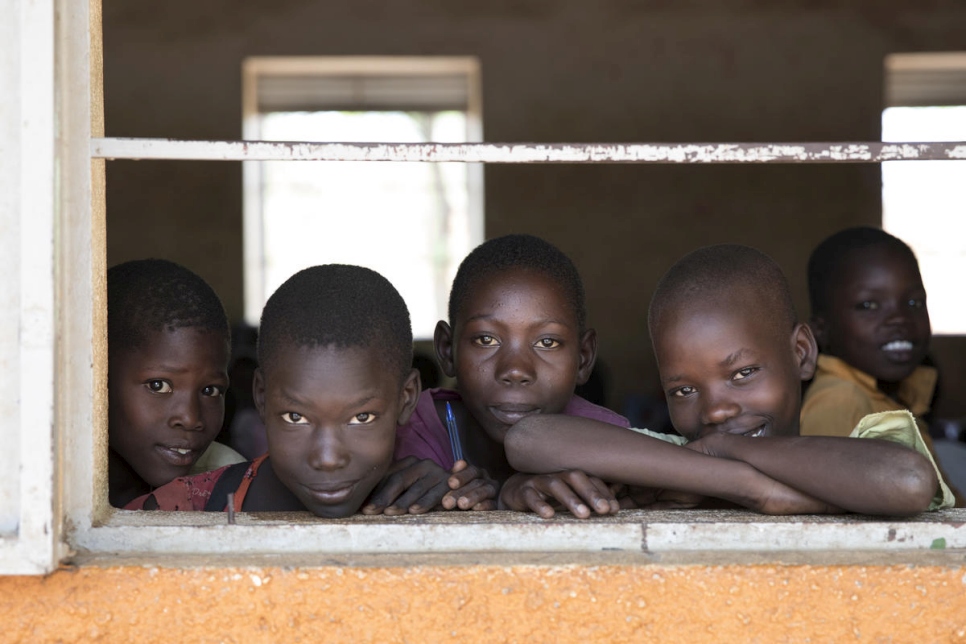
700, 395, 741, 427
170, 394, 204, 431
883, 302, 914, 327
496, 346, 536, 385
308, 427, 351, 471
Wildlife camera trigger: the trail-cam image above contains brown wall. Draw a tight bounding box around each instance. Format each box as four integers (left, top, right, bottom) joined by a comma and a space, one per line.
102, 0, 966, 417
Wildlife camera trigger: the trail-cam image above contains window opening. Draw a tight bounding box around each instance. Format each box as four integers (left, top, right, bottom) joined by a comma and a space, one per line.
242, 57, 483, 338
882, 53, 966, 335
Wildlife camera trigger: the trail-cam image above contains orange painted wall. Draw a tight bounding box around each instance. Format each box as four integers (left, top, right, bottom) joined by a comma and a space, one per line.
3, 564, 966, 642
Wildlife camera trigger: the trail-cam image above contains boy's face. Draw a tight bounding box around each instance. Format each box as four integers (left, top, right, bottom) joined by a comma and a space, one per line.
654, 293, 817, 441
108, 328, 229, 487
812, 245, 930, 384
436, 268, 596, 444
254, 345, 419, 518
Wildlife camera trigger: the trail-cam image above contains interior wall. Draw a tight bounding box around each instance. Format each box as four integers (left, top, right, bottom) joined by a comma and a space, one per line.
101, 0, 966, 418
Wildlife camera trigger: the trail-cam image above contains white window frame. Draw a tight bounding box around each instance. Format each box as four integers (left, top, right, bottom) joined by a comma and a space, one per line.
240, 56, 484, 327
6, 0, 966, 575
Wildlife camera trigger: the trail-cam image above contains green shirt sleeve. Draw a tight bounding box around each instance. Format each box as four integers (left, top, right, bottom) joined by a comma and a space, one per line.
849, 410, 954, 511
626, 426, 689, 446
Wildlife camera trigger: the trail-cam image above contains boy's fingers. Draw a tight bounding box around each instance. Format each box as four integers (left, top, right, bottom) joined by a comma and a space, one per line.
589, 476, 621, 514
382, 469, 448, 515
543, 477, 591, 519
522, 487, 557, 519
441, 479, 497, 511
366, 458, 432, 509
558, 471, 611, 515
405, 481, 451, 514
472, 499, 498, 511
448, 464, 487, 489
455, 479, 498, 510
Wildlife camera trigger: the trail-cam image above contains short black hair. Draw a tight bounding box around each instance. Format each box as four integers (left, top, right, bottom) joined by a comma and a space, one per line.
808, 226, 919, 316
648, 244, 797, 339
448, 234, 587, 331
107, 259, 230, 356
257, 264, 413, 379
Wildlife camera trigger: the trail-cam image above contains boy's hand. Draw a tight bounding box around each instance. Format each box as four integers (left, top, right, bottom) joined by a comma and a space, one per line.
362, 456, 449, 515
441, 460, 498, 511
498, 471, 620, 519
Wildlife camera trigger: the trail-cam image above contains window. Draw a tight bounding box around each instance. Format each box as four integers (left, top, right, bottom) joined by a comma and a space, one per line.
882, 53, 966, 335
242, 57, 483, 337
6, 4, 966, 575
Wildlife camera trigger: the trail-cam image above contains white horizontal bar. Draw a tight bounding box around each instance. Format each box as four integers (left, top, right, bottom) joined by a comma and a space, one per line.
91, 137, 966, 164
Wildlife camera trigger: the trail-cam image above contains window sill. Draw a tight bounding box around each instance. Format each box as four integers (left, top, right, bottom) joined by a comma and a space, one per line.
70, 509, 966, 565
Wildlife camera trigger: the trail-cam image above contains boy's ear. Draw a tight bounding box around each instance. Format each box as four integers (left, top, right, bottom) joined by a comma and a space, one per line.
808, 316, 827, 351
434, 320, 457, 378
252, 367, 267, 421
395, 368, 422, 426
575, 328, 599, 386
792, 323, 819, 381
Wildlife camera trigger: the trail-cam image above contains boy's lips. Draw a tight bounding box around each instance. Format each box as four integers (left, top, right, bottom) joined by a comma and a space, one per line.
716, 423, 767, 438
488, 403, 541, 426
881, 339, 917, 363
155, 444, 202, 467
303, 480, 358, 505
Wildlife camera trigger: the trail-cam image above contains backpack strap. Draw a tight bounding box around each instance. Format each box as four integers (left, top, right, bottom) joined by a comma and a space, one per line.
204, 461, 251, 511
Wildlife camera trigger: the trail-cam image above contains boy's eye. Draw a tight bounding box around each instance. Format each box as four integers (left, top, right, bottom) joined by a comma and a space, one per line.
281, 412, 309, 425
908, 298, 925, 309
146, 380, 172, 394
201, 385, 225, 397
857, 300, 878, 311
733, 367, 758, 381
671, 386, 696, 398
535, 338, 561, 349
474, 335, 498, 347
348, 412, 377, 425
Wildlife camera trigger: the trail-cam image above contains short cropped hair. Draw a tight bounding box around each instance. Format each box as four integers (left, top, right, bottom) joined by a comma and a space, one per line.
107, 259, 230, 356
648, 244, 797, 339
808, 227, 919, 316
258, 265, 413, 379
448, 234, 587, 331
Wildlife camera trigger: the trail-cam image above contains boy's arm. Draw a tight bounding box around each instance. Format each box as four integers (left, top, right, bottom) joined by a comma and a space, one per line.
686, 432, 937, 516
505, 416, 838, 515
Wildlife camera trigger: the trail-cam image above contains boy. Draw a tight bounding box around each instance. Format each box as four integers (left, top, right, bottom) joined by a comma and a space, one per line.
803, 228, 935, 433
388, 234, 630, 517
504, 245, 951, 516
127, 264, 487, 517
108, 259, 244, 508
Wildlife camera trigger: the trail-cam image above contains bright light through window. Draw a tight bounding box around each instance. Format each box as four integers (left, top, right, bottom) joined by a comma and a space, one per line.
257, 110, 474, 339
882, 106, 966, 335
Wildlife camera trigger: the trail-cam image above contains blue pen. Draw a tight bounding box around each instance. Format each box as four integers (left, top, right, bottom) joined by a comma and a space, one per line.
445, 402, 465, 463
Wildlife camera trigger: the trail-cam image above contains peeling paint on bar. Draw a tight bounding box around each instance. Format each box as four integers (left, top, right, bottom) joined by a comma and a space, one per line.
91, 138, 966, 163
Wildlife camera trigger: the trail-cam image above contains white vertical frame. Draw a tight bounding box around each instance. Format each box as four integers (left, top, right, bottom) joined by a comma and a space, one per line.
240, 56, 484, 324
0, 0, 69, 574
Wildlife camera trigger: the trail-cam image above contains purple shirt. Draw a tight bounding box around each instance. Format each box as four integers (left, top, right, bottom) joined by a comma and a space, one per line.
394, 387, 630, 470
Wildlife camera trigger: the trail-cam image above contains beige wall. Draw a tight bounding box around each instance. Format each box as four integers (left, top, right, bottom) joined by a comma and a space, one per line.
102, 0, 966, 417
6, 562, 966, 641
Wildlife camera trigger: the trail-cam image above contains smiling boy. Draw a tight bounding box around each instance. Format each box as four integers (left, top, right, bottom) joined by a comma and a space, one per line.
504, 244, 951, 516
803, 227, 935, 435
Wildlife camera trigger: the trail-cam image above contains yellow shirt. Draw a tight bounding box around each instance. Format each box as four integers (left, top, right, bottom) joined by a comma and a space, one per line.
801, 354, 937, 439
630, 409, 954, 510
